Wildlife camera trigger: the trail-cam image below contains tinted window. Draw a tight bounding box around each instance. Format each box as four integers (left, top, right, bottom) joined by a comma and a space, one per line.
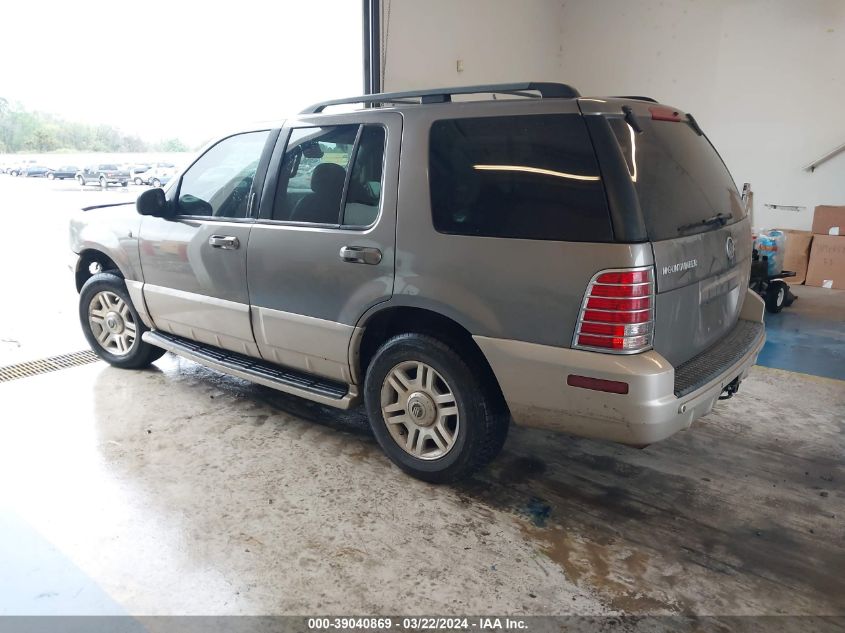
429, 114, 612, 241
342, 126, 386, 227
177, 130, 270, 218
608, 117, 744, 242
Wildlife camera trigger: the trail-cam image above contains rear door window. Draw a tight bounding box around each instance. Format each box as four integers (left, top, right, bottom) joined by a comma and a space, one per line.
428, 114, 612, 241
607, 117, 744, 242
273, 124, 386, 228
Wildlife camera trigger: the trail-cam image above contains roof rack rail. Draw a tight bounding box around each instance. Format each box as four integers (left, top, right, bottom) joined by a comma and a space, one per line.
613, 95, 658, 103
301, 82, 580, 114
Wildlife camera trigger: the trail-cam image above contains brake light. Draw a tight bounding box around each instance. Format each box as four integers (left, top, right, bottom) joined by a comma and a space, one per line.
649, 106, 682, 122
573, 267, 655, 353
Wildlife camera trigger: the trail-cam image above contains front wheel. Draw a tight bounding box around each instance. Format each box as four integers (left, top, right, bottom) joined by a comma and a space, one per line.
47, 172, 55, 180
134, 177, 143, 185
151, 178, 161, 187
77, 175, 85, 185
79, 273, 166, 369
99, 176, 107, 189
364, 333, 509, 483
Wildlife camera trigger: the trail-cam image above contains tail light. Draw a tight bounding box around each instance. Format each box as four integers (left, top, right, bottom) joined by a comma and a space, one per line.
573, 266, 655, 353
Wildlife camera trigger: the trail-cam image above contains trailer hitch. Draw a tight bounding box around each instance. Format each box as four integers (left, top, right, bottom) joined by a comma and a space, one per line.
719, 377, 740, 400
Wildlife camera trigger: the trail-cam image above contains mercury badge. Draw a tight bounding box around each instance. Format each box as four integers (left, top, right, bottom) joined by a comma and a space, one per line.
725, 235, 736, 261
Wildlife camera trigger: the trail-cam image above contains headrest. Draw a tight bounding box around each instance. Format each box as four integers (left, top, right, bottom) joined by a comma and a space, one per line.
310, 162, 346, 195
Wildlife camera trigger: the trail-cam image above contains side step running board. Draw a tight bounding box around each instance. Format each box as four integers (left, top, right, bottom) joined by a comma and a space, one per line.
142, 331, 358, 409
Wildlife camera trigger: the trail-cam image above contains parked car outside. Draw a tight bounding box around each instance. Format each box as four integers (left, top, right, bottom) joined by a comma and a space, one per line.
46, 165, 80, 180
69, 83, 765, 482
77, 164, 130, 188
23, 165, 51, 177
144, 162, 177, 187
130, 164, 151, 185
9, 160, 36, 176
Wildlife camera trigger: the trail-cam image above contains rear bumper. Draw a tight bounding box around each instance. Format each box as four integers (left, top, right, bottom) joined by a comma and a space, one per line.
475, 291, 766, 446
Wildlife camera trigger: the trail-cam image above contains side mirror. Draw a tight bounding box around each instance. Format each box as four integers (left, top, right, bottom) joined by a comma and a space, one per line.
136, 187, 169, 217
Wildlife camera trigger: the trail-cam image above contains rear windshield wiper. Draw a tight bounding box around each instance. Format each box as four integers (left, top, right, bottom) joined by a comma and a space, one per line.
677, 212, 731, 234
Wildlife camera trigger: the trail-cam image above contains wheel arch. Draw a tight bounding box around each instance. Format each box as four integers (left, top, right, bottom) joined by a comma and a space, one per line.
75, 249, 124, 292
353, 305, 506, 406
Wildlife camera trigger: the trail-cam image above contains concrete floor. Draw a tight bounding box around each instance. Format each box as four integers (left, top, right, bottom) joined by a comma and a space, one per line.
2, 351, 844, 616
0, 175, 843, 617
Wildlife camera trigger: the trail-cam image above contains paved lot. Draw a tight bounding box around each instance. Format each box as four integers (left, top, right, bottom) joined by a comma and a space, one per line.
0, 173, 843, 618
0, 175, 139, 365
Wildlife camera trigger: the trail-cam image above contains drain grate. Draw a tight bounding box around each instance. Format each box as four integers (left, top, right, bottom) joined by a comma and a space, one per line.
0, 350, 101, 383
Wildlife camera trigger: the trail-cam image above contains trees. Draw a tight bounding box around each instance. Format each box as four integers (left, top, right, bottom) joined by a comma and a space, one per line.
156, 138, 188, 152
0, 98, 190, 154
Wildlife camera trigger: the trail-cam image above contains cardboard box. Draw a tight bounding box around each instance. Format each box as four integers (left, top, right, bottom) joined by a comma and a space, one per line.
811, 205, 845, 236
778, 229, 814, 284
805, 235, 845, 289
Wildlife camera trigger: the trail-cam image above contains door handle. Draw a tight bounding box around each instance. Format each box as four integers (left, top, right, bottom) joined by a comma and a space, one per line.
339, 245, 382, 265
208, 235, 240, 250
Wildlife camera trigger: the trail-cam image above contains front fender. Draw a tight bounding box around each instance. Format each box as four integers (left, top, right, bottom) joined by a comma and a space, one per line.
69, 203, 143, 282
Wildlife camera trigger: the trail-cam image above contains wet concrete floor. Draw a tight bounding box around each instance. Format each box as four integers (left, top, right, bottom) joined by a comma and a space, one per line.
1, 357, 842, 616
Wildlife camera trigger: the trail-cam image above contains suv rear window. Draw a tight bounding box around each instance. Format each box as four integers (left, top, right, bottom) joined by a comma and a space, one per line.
429, 114, 612, 242
608, 117, 744, 242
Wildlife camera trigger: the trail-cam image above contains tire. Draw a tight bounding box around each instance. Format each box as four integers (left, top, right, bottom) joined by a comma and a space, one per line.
765, 280, 788, 313
47, 172, 55, 180
364, 333, 509, 483
121, 181, 128, 187
77, 175, 85, 185
151, 178, 161, 188
99, 176, 107, 189
79, 272, 166, 369
134, 177, 143, 185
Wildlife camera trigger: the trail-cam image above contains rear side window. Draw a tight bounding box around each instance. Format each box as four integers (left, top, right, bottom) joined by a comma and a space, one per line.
273, 124, 386, 227
608, 117, 744, 242
429, 114, 612, 242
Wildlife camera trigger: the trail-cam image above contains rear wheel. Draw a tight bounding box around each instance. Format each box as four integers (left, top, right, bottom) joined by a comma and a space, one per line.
77, 175, 85, 185
79, 273, 165, 369
364, 333, 509, 483
765, 280, 788, 313
47, 172, 55, 180
151, 178, 161, 187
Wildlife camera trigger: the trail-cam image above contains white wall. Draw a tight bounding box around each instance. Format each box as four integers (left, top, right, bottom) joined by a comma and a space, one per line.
380, 0, 845, 230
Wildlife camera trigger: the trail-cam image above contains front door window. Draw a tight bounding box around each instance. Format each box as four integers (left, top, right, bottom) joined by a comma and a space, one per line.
177, 131, 270, 219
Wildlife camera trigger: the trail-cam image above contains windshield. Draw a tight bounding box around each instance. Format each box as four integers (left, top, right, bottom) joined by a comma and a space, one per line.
100, 164, 119, 170
608, 116, 745, 242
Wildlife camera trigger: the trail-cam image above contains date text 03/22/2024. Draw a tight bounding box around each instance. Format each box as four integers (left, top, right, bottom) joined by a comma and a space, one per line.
307, 617, 528, 630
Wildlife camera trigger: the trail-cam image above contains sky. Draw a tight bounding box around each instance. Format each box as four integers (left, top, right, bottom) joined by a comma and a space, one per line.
0, 0, 363, 146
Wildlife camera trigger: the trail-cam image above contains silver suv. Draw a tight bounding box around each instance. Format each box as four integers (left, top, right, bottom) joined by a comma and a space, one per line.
70, 82, 765, 482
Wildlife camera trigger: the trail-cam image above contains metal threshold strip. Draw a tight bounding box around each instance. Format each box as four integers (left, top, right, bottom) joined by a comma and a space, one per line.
0, 350, 101, 383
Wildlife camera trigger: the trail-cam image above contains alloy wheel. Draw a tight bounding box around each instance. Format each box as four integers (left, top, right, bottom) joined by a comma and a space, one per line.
88, 291, 136, 356
380, 360, 459, 460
